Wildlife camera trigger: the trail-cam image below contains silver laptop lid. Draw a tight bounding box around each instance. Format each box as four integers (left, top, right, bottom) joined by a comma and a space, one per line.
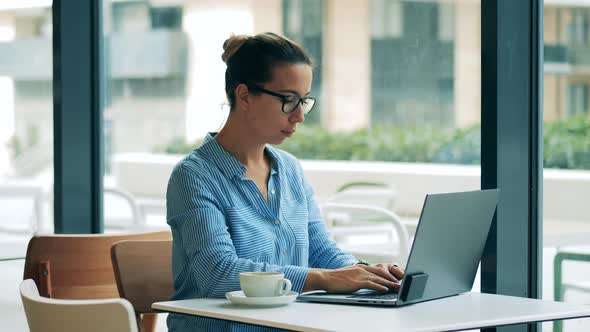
396, 189, 499, 306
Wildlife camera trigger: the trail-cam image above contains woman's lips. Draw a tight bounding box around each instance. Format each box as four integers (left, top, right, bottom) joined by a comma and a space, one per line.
281, 130, 295, 137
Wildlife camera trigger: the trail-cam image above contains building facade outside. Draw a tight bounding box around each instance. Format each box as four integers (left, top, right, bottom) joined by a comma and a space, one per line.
0, 0, 588, 177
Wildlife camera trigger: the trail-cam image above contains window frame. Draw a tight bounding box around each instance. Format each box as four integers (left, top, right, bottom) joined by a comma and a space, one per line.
481, 1, 543, 331
53, 4, 544, 332
53, 0, 104, 233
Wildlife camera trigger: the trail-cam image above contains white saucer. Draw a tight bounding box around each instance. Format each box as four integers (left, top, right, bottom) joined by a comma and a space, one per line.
225, 291, 298, 307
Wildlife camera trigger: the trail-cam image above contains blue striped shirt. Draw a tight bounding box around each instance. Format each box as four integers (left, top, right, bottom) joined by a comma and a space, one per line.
166, 133, 357, 331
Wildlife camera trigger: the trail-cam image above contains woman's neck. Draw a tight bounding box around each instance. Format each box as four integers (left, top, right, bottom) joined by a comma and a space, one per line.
215, 118, 266, 167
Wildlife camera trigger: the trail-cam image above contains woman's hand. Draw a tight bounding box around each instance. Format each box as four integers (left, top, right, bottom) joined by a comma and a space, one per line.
304, 263, 405, 294
374, 262, 405, 282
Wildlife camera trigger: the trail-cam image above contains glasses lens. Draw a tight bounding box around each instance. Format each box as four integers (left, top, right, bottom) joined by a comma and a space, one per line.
301, 97, 315, 114
283, 97, 300, 114
282, 96, 316, 114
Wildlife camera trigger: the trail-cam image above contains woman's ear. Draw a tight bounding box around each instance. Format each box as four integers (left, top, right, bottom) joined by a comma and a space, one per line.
235, 83, 250, 111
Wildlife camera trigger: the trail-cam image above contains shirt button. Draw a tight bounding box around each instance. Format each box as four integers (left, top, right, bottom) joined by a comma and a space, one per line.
274, 220, 280, 225
271, 189, 276, 195
283, 249, 288, 256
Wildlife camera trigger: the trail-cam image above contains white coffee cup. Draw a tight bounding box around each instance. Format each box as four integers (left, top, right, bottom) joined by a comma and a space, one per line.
239, 272, 292, 297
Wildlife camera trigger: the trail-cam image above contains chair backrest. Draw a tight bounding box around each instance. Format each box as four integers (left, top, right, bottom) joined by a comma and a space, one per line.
111, 240, 174, 314
329, 182, 397, 211
321, 202, 410, 259
23, 231, 171, 299
20, 279, 138, 332
103, 186, 142, 228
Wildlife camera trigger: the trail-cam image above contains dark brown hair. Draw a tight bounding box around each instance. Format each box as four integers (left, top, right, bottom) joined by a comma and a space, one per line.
221, 32, 313, 110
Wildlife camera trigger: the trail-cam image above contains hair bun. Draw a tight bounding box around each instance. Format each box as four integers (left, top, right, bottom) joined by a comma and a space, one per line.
222, 34, 249, 63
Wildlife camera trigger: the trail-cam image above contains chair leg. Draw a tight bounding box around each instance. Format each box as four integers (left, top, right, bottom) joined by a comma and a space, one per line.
135, 314, 144, 332
142, 313, 158, 332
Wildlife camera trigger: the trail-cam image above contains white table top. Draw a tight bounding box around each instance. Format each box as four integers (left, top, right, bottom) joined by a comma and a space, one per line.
153, 292, 590, 332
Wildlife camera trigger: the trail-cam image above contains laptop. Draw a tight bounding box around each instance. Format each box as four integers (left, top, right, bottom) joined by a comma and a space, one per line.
297, 189, 499, 307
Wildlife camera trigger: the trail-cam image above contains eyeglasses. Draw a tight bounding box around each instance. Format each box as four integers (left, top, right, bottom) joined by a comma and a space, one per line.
247, 84, 316, 115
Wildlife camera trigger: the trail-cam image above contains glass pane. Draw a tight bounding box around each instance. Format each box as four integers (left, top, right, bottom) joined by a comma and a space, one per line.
102, 0, 481, 296
282, 0, 482, 289
543, 2, 590, 331
102, 0, 286, 230
0, 1, 53, 331
102, 0, 192, 230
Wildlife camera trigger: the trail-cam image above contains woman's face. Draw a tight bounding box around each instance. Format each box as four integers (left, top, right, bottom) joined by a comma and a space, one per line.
246, 63, 312, 145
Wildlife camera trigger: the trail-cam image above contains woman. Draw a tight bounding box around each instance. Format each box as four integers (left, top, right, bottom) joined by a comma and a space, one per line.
166, 32, 404, 331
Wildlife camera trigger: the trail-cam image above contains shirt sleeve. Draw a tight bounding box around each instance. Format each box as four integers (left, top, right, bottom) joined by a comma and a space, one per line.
297, 162, 358, 269
167, 164, 310, 298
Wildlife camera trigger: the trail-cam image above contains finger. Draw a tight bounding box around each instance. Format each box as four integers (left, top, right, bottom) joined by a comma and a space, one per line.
365, 274, 399, 290
373, 263, 403, 282
389, 264, 405, 279
364, 266, 399, 283
363, 280, 389, 292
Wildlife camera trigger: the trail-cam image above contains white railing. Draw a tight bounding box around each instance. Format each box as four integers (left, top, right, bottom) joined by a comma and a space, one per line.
112, 152, 590, 225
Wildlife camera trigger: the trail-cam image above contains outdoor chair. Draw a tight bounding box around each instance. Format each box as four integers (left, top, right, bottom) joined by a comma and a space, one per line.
20, 279, 138, 332
325, 181, 418, 236
327, 181, 397, 211
47, 184, 147, 230
321, 202, 411, 265
553, 245, 590, 332
104, 186, 143, 229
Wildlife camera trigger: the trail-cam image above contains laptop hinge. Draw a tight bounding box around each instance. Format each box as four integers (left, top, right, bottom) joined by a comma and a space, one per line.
399, 272, 429, 302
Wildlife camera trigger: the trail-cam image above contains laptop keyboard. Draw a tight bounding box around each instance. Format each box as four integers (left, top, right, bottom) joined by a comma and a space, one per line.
347, 292, 398, 300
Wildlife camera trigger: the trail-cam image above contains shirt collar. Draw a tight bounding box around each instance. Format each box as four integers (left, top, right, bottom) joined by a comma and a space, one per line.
200, 133, 247, 178
200, 132, 280, 178
265, 145, 280, 176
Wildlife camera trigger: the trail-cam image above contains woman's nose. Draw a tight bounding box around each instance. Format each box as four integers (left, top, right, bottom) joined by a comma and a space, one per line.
290, 105, 305, 123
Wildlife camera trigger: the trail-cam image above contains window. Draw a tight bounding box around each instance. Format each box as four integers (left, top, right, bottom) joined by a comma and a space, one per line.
438, 2, 454, 42
283, 0, 323, 124
100, 1, 481, 291
0, 6, 53, 236
112, 1, 150, 33
370, 1, 457, 128
544, 3, 590, 331
370, 0, 403, 38
150, 6, 182, 30
568, 9, 590, 46
567, 82, 589, 115
0, 3, 53, 331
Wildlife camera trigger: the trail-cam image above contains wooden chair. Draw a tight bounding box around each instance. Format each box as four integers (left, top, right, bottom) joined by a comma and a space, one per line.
23, 231, 171, 331
111, 240, 174, 332
20, 279, 138, 332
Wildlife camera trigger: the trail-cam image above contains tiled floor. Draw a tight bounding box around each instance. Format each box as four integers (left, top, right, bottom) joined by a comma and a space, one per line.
1, 259, 28, 332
